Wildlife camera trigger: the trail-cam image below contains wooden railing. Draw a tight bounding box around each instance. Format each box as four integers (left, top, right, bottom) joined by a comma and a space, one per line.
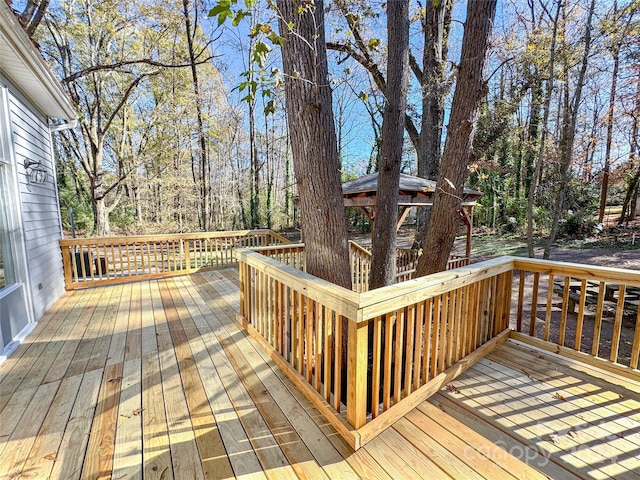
349, 241, 372, 292
512, 258, 640, 370
59, 229, 290, 290
236, 250, 640, 449
252, 243, 306, 271
349, 242, 470, 291
236, 249, 513, 449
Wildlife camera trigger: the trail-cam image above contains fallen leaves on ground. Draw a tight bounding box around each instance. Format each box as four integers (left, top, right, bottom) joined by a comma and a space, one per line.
552, 392, 568, 402
446, 384, 461, 394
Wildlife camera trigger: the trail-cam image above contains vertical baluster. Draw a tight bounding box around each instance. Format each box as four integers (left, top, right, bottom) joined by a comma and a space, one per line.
592, 282, 606, 357
370, 315, 382, 418
517, 269, 525, 332
404, 305, 416, 396
529, 272, 540, 336
297, 291, 304, 374
438, 292, 449, 372
412, 301, 424, 391
610, 285, 626, 362
430, 296, 440, 379
421, 299, 433, 385
544, 274, 554, 341
559, 277, 571, 346
575, 278, 588, 350
383, 312, 394, 411
333, 314, 343, 412
454, 287, 464, 362
630, 307, 640, 369
446, 289, 457, 367
314, 303, 322, 392
324, 309, 332, 402
393, 308, 404, 404
140, 241, 146, 276
305, 297, 313, 383
69, 245, 78, 284
459, 285, 471, 358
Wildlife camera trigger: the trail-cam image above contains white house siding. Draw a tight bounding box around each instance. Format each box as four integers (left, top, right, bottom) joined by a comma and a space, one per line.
8, 88, 64, 321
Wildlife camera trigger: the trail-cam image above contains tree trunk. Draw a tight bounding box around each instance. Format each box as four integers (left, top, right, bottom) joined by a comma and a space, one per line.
415, 0, 452, 248
94, 197, 111, 237
415, 0, 497, 276
276, 0, 351, 289
526, 0, 562, 258
369, 0, 410, 289
599, 10, 620, 222
249, 81, 260, 228
619, 70, 640, 223
182, 0, 210, 232
544, 0, 596, 259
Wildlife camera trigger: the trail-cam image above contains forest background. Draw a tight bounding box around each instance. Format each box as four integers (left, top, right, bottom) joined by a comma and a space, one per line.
10, 0, 640, 253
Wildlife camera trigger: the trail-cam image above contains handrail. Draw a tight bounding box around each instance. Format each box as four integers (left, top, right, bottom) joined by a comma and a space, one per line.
59, 229, 290, 290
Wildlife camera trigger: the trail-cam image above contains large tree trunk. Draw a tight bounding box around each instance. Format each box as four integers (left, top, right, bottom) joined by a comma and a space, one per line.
415, 0, 497, 276
94, 197, 111, 237
369, 0, 410, 289
415, 0, 452, 248
276, 0, 350, 289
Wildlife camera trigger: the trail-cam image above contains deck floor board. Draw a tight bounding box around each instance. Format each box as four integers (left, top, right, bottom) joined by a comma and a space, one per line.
0, 269, 638, 479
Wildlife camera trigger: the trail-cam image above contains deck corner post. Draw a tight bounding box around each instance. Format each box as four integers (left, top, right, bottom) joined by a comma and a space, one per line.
347, 318, 368, 430
61, 243, 73, 290
239, 260, 247, 319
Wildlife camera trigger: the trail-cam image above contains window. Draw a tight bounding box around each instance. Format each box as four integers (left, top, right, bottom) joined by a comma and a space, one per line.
0, 165, 14, 290
0, 87, 15, 291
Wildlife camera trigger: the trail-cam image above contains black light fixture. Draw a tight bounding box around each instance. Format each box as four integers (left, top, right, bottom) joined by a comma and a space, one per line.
24, 159, 48, 185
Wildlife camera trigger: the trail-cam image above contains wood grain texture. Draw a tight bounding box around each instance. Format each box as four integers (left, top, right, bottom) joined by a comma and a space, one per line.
2, 268, 638, 479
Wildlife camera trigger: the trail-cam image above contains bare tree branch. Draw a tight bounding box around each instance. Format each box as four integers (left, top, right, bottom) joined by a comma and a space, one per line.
62, 55, 215, 83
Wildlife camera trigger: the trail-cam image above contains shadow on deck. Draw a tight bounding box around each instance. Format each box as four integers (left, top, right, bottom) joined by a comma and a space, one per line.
0, 269, 639, 479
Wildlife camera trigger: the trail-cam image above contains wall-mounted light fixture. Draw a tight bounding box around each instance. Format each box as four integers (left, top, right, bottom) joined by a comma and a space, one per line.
24, 159, 48, 186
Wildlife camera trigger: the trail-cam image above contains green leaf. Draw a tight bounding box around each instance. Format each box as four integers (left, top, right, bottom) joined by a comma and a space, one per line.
267, 32, 284, 46
264, 99, 275, 116
208, 0, 231, 18
368, 38, 380, 51
219, 10, 231, 26
232, 10, 250, 27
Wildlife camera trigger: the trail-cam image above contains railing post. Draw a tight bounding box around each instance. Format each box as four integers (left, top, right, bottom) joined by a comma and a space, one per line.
61, 244, 73, 290
347, 318, 368, 429
184, 239, 191, 273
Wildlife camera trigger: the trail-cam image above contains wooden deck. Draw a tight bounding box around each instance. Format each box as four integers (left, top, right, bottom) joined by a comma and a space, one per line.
1, 269, 639, 479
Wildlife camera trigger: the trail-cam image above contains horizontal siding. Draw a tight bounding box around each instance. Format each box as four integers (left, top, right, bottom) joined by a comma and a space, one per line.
13, 138, 51, 168
9, 89, 64, 322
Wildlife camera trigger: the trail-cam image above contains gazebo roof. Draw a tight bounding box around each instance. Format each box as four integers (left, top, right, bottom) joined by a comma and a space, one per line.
342, 173, 482, 207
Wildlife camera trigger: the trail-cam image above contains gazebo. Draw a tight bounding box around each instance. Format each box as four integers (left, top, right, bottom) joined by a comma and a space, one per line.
342, 172, 482, 258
